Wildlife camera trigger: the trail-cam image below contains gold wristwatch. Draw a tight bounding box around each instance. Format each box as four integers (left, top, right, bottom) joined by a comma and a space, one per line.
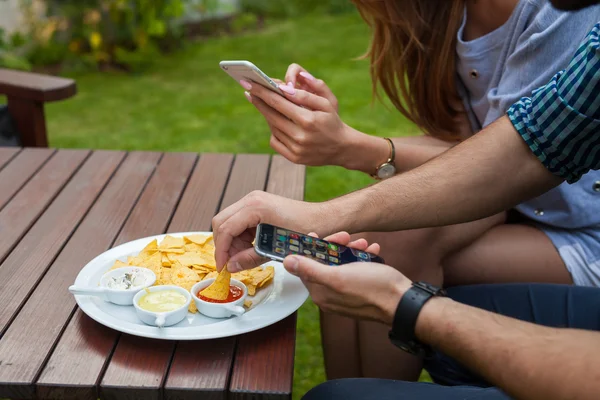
373, 138, 396, 180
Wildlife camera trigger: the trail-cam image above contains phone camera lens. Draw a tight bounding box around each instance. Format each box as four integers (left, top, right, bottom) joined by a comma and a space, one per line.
223, 66, 228, 70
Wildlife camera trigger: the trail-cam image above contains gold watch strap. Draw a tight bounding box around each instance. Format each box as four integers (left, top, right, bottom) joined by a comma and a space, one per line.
372, 138, 395, 178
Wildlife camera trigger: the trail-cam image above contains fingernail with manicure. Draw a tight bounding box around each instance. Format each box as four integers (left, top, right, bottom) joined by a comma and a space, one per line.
299, 71, 315, 81
244, 91, 252, 103
239, 80, 252, 90
287, 81, 294, 87
278, 84, 295, 95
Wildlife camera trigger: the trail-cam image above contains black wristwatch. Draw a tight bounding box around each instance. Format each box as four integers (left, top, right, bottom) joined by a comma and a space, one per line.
388, 281, 446, 357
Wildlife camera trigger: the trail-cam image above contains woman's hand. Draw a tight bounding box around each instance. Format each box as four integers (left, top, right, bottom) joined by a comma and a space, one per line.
284, 63, 339, 112
240, 65, 383, 168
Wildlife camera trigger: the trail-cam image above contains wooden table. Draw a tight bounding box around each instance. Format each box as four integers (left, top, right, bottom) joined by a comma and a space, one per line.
0, 148, 305, 400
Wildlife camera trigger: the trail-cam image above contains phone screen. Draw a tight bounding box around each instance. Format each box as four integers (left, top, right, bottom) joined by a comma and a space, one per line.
255, 224, 385, 265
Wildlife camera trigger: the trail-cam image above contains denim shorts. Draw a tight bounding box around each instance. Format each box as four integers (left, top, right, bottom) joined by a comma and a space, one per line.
540, 224, 600, 287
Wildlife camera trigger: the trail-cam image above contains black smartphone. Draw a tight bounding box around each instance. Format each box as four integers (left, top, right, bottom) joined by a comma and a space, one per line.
254, 223, 385, 265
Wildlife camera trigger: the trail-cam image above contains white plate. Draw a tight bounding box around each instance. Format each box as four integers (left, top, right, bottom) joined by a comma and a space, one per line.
72, 232, 309, 340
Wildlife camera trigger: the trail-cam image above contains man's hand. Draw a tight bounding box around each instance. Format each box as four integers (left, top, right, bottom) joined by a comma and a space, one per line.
212, 191, 327, 271
283, 255, 412, 325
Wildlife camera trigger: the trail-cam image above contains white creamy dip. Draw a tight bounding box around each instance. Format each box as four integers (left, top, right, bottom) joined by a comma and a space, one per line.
106, 269, 149, 290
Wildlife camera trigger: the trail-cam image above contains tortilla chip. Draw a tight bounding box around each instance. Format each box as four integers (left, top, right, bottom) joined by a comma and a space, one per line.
184, 243, 202, 253
168, 266, 201, 288
203, 271, 218, 280
184, 234, 212, 246
199, 268, 231, 300
202, 242, 215, 255
247, 284, 257, 296
161, 254, 171, 267
127, 255, 144, 266
188, 301, 198, 313
139, 239, 158, 258
136, 251, 162, 275
159, 235, 185, 250
110, 259, 128, 270
243, 299, 253, 309
156, 268, 172, 286
191, 265, 213, 274
174, 252, 206, 267
257, 266, 275, 288
161, 248, 185, 255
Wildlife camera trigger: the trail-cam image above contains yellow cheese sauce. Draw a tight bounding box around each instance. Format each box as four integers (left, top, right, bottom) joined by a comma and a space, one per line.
138, 290, 186, 312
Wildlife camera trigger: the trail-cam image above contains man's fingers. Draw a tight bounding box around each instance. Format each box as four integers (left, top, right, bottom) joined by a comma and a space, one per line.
214, 200, 264, 269
323, 231, 351, 244
284, 255, 336, 284
347, 238, 369, 251
227, 247, 268, 272
366, 243, 381, 255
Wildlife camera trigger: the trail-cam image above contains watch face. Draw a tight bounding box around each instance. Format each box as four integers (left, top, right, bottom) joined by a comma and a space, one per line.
377, 163, 396, 179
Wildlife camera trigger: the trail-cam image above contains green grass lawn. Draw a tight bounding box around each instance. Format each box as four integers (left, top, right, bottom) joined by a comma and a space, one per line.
44, 11, 421, 399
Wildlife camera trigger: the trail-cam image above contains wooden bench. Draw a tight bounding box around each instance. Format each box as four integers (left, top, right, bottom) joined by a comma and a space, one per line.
0, 68, 76, 147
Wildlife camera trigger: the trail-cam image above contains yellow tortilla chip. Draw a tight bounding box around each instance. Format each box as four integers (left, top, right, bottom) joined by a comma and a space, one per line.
257, 266, 275, 288
168, 266, 201, 288
203, 271, 218, 280
199, 268, 231, 300
161, 254, 171, 267
184, 243, 202, 253
110, 259, 128, 270
188, 301, 198, 313
159, 235, 185, 250
174, 252, 206, 267
136, 251, 162, 275
184, 234, 212, 246
139, 239, 158, 258
191, 265, 213, 274
243, 299, 253, 309
156, 268, 172, 286
202, 242, 215, 255
161, 248, 185, 255
247, 284, 256, 296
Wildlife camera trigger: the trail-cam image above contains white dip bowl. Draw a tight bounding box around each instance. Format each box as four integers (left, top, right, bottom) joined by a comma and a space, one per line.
191, 278, 247, 319
133, 285, 191, 328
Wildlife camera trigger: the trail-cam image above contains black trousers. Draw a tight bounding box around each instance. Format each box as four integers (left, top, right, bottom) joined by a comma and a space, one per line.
303, 284, 600, 399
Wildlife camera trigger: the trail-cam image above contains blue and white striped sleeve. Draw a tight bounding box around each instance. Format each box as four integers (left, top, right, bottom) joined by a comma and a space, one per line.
507, 23, 600, 184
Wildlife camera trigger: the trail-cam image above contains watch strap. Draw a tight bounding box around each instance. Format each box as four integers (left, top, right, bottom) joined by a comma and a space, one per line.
389, 282, 445, 356
372, 138, 396, 179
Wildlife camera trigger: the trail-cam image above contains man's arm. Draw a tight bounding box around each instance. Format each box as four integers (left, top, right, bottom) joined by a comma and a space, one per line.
322, 116, 562, 235
417, 297, 600, 400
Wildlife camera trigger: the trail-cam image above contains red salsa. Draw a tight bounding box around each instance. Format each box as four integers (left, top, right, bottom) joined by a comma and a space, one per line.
197, 285, 243, 303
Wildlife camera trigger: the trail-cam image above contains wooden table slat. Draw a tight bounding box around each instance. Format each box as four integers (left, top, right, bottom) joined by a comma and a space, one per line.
0, 151, 159, 399
0, 148, 55, 210
163, 154, 271, 400
100, 153, 235, 400
229, 156, 306, 400
0, 150, 125, 339
0, 149, 90, 264
0, 147, 21, 170
37, 152, 198, 400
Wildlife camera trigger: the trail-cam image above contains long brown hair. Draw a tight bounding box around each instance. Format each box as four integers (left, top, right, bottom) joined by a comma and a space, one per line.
352, 0, 466, 138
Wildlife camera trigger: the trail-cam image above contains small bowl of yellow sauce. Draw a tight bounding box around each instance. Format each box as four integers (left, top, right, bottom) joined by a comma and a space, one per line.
133, 285, 191, 328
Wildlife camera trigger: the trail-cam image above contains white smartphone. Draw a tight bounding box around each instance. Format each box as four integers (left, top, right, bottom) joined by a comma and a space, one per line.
219, 60, 284, 95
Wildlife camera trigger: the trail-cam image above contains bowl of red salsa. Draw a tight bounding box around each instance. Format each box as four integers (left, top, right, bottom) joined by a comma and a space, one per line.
191, 279, 247, 319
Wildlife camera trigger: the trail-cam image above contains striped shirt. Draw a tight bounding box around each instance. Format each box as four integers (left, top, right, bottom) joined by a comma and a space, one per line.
508, 22, 600, 184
